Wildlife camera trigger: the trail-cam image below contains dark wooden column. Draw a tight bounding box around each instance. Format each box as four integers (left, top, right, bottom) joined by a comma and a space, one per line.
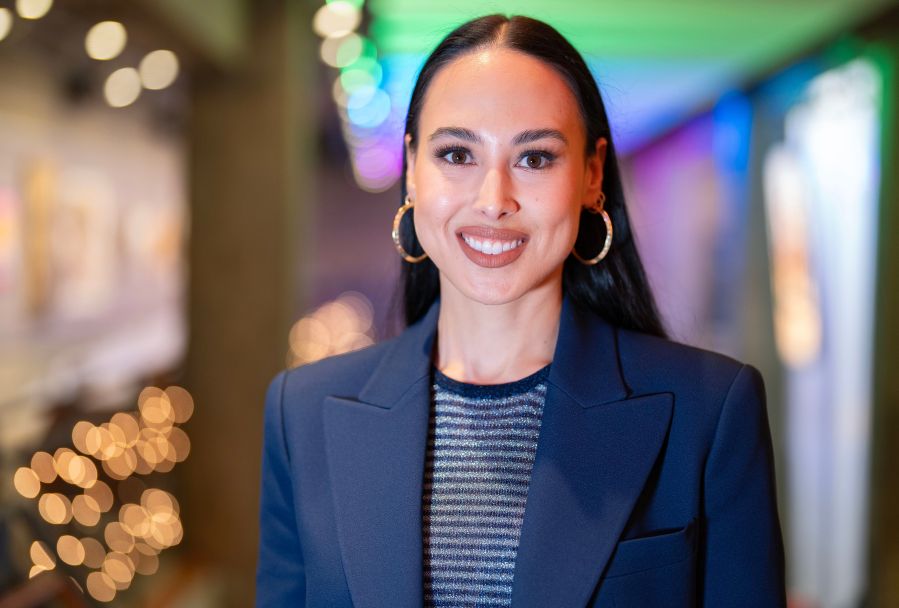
180, 1, 314, 605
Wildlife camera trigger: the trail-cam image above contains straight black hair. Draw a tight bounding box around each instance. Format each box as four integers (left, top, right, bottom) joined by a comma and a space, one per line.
397, 14, 666, 338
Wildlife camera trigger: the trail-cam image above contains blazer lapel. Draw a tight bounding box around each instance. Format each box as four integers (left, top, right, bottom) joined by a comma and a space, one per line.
511, 299, 674, 607
322, 301, 439, 608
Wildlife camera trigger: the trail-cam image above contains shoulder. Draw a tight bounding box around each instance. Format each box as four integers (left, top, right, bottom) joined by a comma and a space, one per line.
614, 325, 764, 416
265, 333, 398, 406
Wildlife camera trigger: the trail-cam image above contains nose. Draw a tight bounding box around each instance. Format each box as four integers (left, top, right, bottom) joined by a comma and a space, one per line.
473, 166, 519, 220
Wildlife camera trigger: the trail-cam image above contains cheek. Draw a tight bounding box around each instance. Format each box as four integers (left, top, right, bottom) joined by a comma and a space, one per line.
411, 199, 451, 253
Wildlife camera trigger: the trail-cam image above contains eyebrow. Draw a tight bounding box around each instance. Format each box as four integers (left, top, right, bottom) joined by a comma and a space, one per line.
427, 127, 568, 146
513, 128, 568, 146
428, 127, 480, 143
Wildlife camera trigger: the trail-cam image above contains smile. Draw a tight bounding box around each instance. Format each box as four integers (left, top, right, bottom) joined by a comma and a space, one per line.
456, 226, 529, 268
460, 235, 525, 255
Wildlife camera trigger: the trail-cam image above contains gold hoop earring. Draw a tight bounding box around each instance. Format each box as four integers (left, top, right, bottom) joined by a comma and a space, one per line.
392, 197, 428, 263
572, 193, 613, 265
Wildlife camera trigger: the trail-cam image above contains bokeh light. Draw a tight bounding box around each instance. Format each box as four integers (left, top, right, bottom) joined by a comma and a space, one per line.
30, 540, 55, 570
0, 8, 13, 42
15, 0, 52, 20
139, 49, 179, 90
85, 21, 127, 60
38, 492, 73, 525
13, 467, 40, 498
15, 384, 195, 597
321, 32, 363, 68
31, 451, 56, 483
86, 570, 116, 602
288, 291, 375, 367
81, 537, 106, 569
72, 494, 102, 526
57, 535, 86, 566
313, 1, 361, 38
104, 67, 142, 108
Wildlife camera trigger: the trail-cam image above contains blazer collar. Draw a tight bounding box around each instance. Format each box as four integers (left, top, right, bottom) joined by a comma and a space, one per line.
357, 293, 631, 409
323, 293, 672, 608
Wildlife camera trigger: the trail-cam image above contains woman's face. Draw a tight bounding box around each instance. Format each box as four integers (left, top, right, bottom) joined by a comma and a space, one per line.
405, 47, 606, 307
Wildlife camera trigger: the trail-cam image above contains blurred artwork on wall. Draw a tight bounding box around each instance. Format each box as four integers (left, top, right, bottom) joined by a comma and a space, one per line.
0, 44, 188, 447
762, 55, 882, 608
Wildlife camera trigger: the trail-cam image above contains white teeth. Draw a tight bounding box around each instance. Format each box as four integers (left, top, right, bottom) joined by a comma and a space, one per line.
461, 235, 524, 255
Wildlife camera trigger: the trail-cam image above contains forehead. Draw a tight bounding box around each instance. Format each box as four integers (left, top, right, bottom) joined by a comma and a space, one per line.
418, 47, 584, 141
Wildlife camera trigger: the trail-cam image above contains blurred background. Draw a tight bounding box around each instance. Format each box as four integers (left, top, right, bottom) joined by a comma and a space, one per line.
0, 0, 897, 606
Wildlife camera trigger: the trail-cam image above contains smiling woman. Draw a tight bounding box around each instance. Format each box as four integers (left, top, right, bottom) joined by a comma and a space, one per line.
256, 14, 786, 608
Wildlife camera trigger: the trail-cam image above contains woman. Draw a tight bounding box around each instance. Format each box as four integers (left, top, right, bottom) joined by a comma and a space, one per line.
256, 14, 786, 607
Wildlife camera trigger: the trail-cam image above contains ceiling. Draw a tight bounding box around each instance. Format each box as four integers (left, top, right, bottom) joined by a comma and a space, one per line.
367, 0, 898, 152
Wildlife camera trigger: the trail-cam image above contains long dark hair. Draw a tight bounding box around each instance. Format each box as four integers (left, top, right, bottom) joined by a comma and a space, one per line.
397, 14, 666, 338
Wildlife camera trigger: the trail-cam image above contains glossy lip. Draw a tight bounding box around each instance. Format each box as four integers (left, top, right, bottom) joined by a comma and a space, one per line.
456, 225, 529, 268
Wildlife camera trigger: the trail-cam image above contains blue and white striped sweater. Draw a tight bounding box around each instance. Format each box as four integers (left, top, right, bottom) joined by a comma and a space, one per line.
422, 364, 549, 607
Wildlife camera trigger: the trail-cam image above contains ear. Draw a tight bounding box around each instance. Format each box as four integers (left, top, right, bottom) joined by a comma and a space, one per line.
583, 137, 607, 211
404, 133, 417, 200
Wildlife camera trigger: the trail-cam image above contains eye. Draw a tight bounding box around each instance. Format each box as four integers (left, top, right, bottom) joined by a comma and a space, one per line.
435, 146, 473, 166
517, 150, 556, 170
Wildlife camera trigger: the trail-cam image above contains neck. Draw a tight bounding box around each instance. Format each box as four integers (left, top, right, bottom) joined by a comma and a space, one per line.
434, 280, 563, 384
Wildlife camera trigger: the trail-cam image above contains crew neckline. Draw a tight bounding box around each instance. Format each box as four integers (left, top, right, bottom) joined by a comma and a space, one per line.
432, 363, 551, 398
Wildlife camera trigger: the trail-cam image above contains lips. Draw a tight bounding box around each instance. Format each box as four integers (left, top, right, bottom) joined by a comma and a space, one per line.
456, 226, 529, 268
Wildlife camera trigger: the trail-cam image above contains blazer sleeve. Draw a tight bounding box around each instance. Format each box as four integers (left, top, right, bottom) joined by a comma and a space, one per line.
256, 370, 306, 606
701, 363, 787, 606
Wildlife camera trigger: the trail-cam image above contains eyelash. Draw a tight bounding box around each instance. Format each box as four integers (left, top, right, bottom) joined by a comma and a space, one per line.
433, 145, 557, 170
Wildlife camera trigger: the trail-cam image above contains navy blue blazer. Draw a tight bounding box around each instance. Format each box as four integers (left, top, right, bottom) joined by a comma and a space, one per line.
256, 295, 786, 607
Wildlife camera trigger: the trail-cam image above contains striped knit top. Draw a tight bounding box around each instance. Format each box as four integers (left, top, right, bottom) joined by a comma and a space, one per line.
422, 363, 550, 607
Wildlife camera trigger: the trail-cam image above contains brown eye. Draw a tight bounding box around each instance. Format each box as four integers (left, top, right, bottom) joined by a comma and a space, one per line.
519, 152, 552, 169
437, 148, 472, 165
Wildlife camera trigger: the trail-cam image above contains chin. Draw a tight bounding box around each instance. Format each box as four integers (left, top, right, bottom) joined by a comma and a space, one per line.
450, 274, 532, 307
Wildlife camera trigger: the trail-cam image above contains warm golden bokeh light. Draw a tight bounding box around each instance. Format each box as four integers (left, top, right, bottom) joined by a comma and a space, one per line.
81, 537, 106, 569
103, 551, 135, 588
72, 420, 94, 455
111, 412, 140, 445
103, 447, 137, 479
55, 449, 98, 488
38, 493, 72, 525
104, 521, 135, 553
0, 8, 13, 42
288, 292, 376, 367
72, 494, 102, 526
133, 547, 159, 575
139, 49, 179, 90
104, 67, 142, 108
30, 451, 56, 483
28, 565, 48, 578
167, 426, 191, 461
85, 20, 127, 60
120, 503, 150, 537
15, 0, 52, 20
57, 534, 86, 566
53, 448, 76, 481
165, 385, 194, 423
16, 384, 195, 596
140, 391, 175, 427
85, 480, 114, 512
30, 540, 55, 570
13, 467, 41, 498
144, 488, 179, 515
86, 570, 116, 602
